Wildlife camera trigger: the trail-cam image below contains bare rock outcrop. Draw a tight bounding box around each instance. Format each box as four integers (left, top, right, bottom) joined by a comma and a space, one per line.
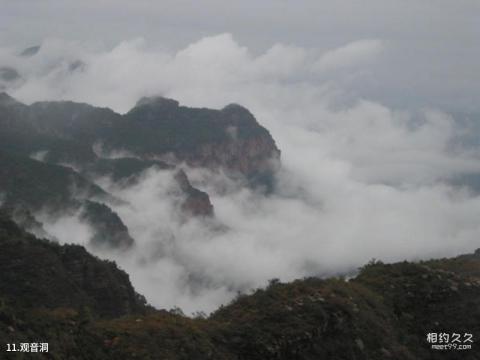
174, 169, 214, 217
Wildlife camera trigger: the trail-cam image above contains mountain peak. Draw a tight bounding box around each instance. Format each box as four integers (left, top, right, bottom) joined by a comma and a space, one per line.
134, 96, 179, 110
222, 103, 250, 113
221, 102, 258, 125
222, 103, 256, 119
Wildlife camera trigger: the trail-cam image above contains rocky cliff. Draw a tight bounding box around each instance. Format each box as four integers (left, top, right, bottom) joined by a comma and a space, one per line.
174, 169, 214, 217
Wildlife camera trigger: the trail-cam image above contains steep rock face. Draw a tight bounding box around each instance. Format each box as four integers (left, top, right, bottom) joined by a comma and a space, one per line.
0, 211, 146, 318
187, 134, 280, 189
80, 200, 135, 250
174, 169, 214, 217
122, 98, 281, 185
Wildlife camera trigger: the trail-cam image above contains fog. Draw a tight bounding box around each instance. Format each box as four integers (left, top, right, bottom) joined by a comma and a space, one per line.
2, 12, 480, 313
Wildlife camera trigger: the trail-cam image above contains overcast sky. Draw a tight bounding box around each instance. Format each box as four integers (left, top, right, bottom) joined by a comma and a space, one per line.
1, 0, 479, 112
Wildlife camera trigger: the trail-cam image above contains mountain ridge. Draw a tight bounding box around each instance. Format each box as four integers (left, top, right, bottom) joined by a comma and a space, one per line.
0, 93, 280, 249
0, 211, 478, 359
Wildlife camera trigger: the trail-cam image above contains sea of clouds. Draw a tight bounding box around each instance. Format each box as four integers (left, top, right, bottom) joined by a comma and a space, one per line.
3, 34, 480, 313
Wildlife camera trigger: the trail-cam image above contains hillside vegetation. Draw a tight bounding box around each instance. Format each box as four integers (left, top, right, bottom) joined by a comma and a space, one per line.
0, 212, 478, 359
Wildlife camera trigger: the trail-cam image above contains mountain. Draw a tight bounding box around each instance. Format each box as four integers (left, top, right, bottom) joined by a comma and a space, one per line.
0, 150, 135, 249
0, 151, 107, 210
0, 92, 280, 189
0, 93, 280, 184
0, 92, 280, 248
0, 92, 478, 358
0, 211, 478, 359
0, 211, 146, 318
121, 98, 280, 185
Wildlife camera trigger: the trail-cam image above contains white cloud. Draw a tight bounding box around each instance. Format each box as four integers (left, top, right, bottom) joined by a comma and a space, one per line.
2, 0, 480, 111
313, 39, 383, 73
5, 33, 479, 314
